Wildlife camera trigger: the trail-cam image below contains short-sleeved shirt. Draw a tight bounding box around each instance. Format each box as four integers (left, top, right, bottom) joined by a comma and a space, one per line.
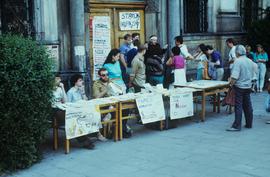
178, 44, 192, 59
67, 87, 84, 103
253, 52, 268, 63
211, 51, 223, 68
172, 55, 185, 69
52, 87, 65, 109
92, 79, 112, 98
229, 46, 236, 69
103, 61, 125, 86
231, 55, 255, 89
130, 54, 146, 87
119, 43, 132, 62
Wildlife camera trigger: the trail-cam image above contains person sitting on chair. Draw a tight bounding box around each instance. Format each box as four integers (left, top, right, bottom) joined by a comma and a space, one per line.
52, 73, 95, 149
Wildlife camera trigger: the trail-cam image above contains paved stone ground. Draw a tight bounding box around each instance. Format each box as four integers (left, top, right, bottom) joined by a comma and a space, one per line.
8, 92, 270, 177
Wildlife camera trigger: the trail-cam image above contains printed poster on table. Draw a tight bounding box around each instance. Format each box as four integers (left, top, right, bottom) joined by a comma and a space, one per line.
135, 93, 165, 124
65, 101, 101, 139
170, 91, 194, 120
119, 12, 140, 30
92, 16, 111, 79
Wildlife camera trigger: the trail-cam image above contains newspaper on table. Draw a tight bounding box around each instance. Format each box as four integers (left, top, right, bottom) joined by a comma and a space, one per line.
65, 100, 101, 139
135, 93, 166, 124
169, 89, 194, 120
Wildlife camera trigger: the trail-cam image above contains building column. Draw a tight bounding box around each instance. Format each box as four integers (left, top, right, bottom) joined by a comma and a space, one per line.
70, 0, 85, 71
167, 0, 181, 47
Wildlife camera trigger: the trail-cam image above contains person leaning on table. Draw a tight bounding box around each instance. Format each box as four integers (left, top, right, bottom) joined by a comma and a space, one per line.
226, 45, 256, 131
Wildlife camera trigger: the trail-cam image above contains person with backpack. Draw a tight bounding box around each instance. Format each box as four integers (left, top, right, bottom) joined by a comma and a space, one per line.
145, 35, 168, 86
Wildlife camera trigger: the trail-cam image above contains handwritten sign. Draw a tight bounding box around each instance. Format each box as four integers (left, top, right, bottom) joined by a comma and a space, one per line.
119, 12, 140, 30
65, 101, 101, 139
136, 93, 165, 124
170, 91, 194, 120
92, 16, 111, 79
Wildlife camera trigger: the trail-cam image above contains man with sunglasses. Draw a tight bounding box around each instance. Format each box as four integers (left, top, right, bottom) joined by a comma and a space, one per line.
93, 68, 112, 98
93, 68, 132, 138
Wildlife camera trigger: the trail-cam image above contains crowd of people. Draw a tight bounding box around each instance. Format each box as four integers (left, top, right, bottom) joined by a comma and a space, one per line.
52, 34, 270, 149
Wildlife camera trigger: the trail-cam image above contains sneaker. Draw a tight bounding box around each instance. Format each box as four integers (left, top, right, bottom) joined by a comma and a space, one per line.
266, 120, 270, 124
226, 127, 240, 131
97, 132, 107, 142
83, 141, 95, 149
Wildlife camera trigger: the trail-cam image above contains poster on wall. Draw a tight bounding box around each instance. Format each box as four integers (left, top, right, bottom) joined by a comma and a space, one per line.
170, 91, 194, 120
135, 93, 165, 124
119, 12, 140, 30
92, 16, 111, 80
65, 101, 101, 139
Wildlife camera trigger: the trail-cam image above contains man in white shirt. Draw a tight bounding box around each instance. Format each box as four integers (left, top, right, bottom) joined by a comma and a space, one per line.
226, 38, 236, 71
174, 35, 193, 60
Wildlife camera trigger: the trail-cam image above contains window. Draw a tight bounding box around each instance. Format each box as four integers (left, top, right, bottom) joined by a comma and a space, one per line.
240, 0, 259, 30
0, 0, 33, 36
184, 0, 208, 33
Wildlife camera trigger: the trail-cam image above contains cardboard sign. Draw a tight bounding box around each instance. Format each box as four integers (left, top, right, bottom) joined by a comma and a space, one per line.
170, 91, 193, 120
119, 12, 140, 30
65, 101, 100, 139
135, 93, 165, 124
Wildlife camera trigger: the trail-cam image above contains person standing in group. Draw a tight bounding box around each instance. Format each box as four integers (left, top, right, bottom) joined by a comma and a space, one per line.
193, 44, 209, 80
174, 35, 193, 61
119, 34, 132, 86
206, 45, 224, 81
226, 38, 236, 73
129, 45, 147, 93
126, 39, 141, 74
166, 46, 185, 85
245, 45, 254, 61
103, 49, 126, 94
145, 35, 167, 86
226, 45, 255, 131
253, 44, 268, 92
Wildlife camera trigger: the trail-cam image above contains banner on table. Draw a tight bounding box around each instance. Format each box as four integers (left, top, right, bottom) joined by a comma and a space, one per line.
65, 101, 100, 139
170, 91, 193, 120
135, 93, 165, 124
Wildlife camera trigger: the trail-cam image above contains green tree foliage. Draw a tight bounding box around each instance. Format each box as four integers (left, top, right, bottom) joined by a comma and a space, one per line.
247, 7, 270, 58
0, 35, 54, 171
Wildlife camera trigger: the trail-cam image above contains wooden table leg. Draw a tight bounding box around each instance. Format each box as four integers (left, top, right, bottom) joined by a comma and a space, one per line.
119, 102, 123, 140
65, 139, 70, 154
53, 118, 58, 150
217, 93, 221, 113
201, 91, 206, 122
213, 94, 216, 113
115, 103, 119, 141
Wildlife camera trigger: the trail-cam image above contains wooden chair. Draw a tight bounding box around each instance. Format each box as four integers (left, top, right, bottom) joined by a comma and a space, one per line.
53, 102, 119, 154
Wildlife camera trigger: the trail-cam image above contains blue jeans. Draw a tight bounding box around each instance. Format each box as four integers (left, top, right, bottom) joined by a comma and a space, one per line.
232, 86, 253, 129
257, 63, 266, 91
148, 75, 164, 86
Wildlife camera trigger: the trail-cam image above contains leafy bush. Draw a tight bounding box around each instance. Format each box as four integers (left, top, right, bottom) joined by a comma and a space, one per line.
0, 35, 54, 171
